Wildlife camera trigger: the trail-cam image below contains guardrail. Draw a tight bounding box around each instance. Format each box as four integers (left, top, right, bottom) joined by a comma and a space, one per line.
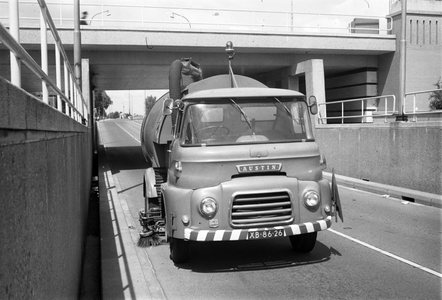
0, 0, 88, 124
318, 95, 396, 124
404, 88, 442, 121
0, 1, 393, 35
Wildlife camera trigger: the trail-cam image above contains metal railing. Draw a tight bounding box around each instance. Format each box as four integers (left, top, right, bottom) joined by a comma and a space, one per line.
0, 1, 393, 35
0, 0, 88, 124
318, 95, 396, 124
404, 88, 442, 121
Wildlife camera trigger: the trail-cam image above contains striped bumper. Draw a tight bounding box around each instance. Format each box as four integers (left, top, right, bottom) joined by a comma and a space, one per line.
184, 216, 332, 242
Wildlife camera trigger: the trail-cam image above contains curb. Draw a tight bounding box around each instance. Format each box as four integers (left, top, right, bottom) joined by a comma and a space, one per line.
323, 172, 442, 209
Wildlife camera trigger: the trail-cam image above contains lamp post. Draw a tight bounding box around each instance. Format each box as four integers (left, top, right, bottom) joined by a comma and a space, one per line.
396, 0, 408, 121
90, 10, 111, 25
170, 12, 191, 28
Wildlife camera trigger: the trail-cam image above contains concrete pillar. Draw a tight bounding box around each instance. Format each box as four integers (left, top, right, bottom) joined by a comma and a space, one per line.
290, 59, 326, 125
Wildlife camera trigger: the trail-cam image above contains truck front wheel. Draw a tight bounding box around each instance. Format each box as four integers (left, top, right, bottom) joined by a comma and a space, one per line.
289, 232, 317, 253
170, 238, 190, 264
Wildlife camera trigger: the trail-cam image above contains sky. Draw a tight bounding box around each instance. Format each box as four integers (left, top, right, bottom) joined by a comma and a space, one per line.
106, 90, 167, 115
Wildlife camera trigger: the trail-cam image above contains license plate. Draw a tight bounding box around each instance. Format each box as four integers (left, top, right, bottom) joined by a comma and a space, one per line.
248, 229, 284, 240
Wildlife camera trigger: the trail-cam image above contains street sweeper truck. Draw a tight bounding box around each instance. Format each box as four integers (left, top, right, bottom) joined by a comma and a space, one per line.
139, 42, 342, 263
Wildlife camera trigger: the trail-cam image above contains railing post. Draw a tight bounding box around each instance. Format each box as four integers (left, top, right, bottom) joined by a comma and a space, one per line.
74, 0, 82, 89
9, 0, 21, 87
412, 94, 417, 122
55, 43, 62, 111
64, 61, 69, 113
341, 102, 344, 124
361, 100, 365, 123
69, 76, 73, 116
40, 10, 49, 104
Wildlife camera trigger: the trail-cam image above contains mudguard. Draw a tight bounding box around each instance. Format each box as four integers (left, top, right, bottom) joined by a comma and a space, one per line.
144, 167, 158, 198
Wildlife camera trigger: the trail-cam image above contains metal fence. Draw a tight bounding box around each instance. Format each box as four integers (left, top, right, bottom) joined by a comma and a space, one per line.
0, 0, 88, 124
404, 88, 442, 121
318, 95, 396, 124
0, 1, 392, 35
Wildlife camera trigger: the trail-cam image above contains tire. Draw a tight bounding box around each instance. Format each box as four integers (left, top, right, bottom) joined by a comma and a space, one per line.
170, 237, 190, 264
289, 232, 317, 253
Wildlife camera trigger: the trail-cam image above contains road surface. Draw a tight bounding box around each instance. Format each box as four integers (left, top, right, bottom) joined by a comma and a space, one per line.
98, 118, 441, 300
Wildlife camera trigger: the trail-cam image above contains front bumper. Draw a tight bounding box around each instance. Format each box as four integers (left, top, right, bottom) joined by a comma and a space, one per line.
184, 216, 331, 242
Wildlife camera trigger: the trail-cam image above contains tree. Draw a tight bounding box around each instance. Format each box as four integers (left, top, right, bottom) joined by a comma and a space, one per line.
94, 90, 113, 118
429, 78, 442, 110
145, 95, 157, 116
108, 111, 120, 119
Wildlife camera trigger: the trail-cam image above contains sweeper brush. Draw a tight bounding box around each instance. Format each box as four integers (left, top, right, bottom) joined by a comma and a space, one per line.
137, 207, 165, 248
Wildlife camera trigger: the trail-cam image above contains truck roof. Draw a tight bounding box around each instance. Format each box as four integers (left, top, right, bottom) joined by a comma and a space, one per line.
183, 87, 305, 101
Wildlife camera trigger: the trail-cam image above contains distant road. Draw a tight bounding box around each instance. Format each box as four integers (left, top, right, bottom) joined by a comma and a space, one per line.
98, 118, 442, 300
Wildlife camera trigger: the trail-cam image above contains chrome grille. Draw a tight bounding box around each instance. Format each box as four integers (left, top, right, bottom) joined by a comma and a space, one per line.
230, 191, 293, 228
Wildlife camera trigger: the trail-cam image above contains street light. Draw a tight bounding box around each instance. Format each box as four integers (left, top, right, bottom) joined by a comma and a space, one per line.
90, 10, 111, 25
170, 12, 191, 28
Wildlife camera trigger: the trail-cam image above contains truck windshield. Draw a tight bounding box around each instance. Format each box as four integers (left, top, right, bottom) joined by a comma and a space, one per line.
180, 98, 315, 146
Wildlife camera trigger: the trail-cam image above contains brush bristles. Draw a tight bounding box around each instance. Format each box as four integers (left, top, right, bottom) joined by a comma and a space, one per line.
137, 234, 163, 248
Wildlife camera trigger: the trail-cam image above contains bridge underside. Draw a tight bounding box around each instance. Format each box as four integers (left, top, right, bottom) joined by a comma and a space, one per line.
0, 28, 395, 92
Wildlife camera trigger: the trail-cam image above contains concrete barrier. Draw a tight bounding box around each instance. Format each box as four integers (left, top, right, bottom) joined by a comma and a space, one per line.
316, 121, 442, 196
323, 172, 442, 208
0, 78, 93, 299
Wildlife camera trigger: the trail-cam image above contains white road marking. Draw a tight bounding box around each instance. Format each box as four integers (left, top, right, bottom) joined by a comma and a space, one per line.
340, 185, 425, 207
328, 228, 442, 278
115, 122, 141, 143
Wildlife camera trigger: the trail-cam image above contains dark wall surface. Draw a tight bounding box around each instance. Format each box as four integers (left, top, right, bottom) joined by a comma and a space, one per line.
0, 78, 92, 299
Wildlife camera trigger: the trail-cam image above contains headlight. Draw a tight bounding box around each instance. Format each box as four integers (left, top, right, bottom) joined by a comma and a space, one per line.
303, 191, 320, 211
199, 197, 218, 218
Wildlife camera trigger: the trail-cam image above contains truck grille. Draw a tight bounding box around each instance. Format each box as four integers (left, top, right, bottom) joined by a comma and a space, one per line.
230, 191, 293, 228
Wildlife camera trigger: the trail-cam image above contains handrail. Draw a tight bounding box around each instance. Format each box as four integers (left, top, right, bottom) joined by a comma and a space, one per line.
0, 1, 393, 35
37, 0, 88, 120
318, 95, 396, 124
0, 0, 88, 124
404, 88, 442, 115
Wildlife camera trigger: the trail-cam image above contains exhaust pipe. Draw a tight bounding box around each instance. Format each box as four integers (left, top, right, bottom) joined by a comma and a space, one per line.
169, 58, 202, 101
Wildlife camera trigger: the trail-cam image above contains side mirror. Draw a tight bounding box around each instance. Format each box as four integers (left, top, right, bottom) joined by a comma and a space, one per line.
162, 98, 173, 116
308, 95, 318, 115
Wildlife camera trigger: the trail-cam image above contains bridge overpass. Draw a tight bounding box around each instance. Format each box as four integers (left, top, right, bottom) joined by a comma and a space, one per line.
0, 1, 441, 299
1, 26, 396, 92
0, 0, 398, 93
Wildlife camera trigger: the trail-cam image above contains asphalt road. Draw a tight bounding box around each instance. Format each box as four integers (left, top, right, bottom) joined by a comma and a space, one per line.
98, 118, 442, 300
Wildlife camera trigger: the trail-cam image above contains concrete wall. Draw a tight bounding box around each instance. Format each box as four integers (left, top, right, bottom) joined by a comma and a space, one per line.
316, 120, 442, 195
0, 78, 92, 299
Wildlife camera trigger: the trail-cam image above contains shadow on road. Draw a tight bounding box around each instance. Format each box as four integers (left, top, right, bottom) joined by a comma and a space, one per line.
105, 145, 149, 174
175, 237, 338, 273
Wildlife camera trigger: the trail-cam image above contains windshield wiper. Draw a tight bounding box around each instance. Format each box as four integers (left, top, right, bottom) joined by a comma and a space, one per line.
273, 97, 293, 118
229, 98, 254, 134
